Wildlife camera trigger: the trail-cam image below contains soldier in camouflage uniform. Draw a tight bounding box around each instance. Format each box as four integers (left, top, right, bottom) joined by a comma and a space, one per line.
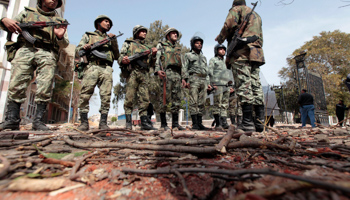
216, 0, 265, 132
0, 0, 69, 131
208, 44, 230, 130
155, 28, 185, 131
118, 25, 157, 130
182, 36, 210, 130
228, 87, 242, 126
75, 15, 119, 131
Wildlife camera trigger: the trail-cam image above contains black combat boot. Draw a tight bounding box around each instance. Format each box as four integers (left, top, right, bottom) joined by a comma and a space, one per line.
32, 103, 50, 131
230, 115, 236, 125
191, 115, 200, 130
99, 114, 109, 130
141, 116, 157, 130
125, 114, 132, 130
238, 103, 255, 132
0, 101, 21, 131
160, 113, 170, 130
254, 105, 265, 132
172, 113, 185, 130
213, 114, 222, 130
197, 115, 209, 130
78, 113, 89, 131
220, 116, 229, 129
237, 115, 242, 126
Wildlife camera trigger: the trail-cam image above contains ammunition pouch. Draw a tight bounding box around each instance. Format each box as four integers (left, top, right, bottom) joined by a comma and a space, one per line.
5, 41, 21, 62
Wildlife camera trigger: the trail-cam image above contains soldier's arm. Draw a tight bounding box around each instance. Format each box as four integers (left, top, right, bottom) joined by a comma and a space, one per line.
110, 37, 120, 60
117, 42, 129, 66
0, 10, 26, 31
56, 31, 69, 49
216, 8, 240, 44
182, 53, 189, 82
155, 43, 163, 73
75, 34, 89, 58
208, 58, 215, 83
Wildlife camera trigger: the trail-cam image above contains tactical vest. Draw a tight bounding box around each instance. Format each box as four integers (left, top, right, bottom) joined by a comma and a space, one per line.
18, 7, 66, 52
86, 31, 114, 63
126, 39, 150, 69
159, 41, 182, 69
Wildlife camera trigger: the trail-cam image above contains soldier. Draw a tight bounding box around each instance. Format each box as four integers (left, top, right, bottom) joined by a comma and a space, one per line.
118, 25, 157, 130
216, 0, 265, 132
208, 44, 230, 130
75, 15, 119, 131
155, 28, 186, 131
182, 36, 210, 130
228, 87, 242, 126
0, 0, 69, 131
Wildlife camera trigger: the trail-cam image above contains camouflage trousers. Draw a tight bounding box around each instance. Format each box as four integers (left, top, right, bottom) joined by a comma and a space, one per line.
79, 64, 113, 114
8, 46, 56, 104
230, 61, 264, 105
148, 73, 162, 114
158, 69, 183, 113
212, 90, 229, 117
124, 68, 150, 116
228, 93, 242, 116
188, 75, 207, 115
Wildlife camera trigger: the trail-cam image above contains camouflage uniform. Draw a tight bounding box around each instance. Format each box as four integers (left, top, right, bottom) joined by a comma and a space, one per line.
76, 30, 119, 115
0, 3, 69, 131
228, 89, 242, 123
1, 6, 69, 104
208, 56, 229, 117
155, 40, 183, 113
216, 0, 265, 132
118, 40, 156, 117
182, 51, 208, 116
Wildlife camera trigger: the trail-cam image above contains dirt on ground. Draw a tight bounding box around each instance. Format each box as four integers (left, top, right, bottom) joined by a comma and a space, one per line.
1, 123, 350, 200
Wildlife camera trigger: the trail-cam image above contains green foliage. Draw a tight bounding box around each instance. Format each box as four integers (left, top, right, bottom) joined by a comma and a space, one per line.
278, 30, 350, 115
111, 116, 117, 122
34, 144, 89, 159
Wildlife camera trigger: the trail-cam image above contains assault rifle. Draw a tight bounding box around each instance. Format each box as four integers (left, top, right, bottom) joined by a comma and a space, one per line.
127, 47, 163, 69
207, 81, 234, 95
226, 1, 258, 57
78, 31, 124, 62
7, 21, 70, 44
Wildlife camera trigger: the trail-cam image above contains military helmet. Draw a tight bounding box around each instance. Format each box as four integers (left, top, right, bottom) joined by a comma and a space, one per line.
190, 36, 204, 50
94, 15, 113, 30
232, 0, 246, 6
214, 44, 226, 56
133, 25, 148, 38
38, 0, 63, 9
165, 28, 179, 38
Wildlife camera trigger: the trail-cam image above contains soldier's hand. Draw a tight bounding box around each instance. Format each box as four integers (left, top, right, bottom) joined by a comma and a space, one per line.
230, 88, 234, 93
108, 33, 116, 38
83, 44, 91, 50
122, 56, 130, 65
215, 35, 223, 44
151, 47, 157, 56
181, 79, 187, 88
2, 18, 21, 34
158, 71, 166, 79
208, 85, 213, 91
54, 24, 67, 39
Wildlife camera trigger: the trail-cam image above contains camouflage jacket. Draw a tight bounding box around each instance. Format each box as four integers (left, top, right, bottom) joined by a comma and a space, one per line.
155, 40, 182, 73
75, 30, 119, 64
182, 50, 209, 81
216, 5, 265, 66
0, 6, 69, 52
118, 39, 156, 70
208, 56, 226, 83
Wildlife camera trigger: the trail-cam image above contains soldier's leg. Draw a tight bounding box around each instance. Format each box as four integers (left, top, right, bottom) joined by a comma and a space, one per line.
213, 92, 223, 129
124, 70, 138, 129
1, 47, 35, 130
97, 66, 113, 129
231, 61, 254, 131
220, 90, 230, 129
78, 65, 99, 131
189, 77, 200, 130
251, 65, 264, 132
169, 71, 185, 130
32, 49, 57, 130
197, 77, 209, 130
138, 70, 156, 130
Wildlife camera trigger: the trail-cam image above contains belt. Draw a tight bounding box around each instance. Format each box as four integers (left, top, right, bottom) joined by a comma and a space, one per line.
189, 73, 207, 77
24, 42, 58, 53
89, 60, 113, 66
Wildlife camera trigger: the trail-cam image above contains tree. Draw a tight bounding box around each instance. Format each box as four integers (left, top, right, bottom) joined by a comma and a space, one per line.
278, 30, 350, 115
113, 20, 190, 111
